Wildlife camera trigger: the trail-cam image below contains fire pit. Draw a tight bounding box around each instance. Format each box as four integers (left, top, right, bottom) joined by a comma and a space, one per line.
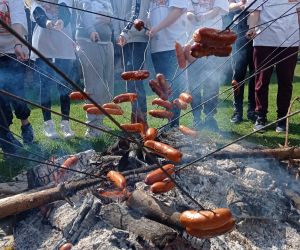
1, 129, 300, 249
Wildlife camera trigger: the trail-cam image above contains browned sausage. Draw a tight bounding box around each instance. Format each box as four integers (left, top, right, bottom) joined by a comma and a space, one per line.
175, 41, 186, 69
59, 243, 73, 250
149, 110, 173, 119
86, 107, 124, 115
145, 164, 175, 185
102, 103, 122, 110
156, 73, 171, 96
149, 79, 168, 100
133, 19, 145, 31
83, 103, 95, 111
120, 123, 144, 133
69, 91, 89, 101
152, 98, 173, 110
193, 28, 237, 47
121, 70, 150, 81
98, 189, 128, 201
144, 140, 182, 163
144, 128, 158, 141
179, 125, 198, 137
113, 93, 138, 103
190, 43, 211, 58
212, 45, 232, 57
107, 171, 126, 190
173, 98, 188, 110
150, 178, 175, 193
179, 208, 233, 230
186, 218, 236, 238
179, 93, 193, 103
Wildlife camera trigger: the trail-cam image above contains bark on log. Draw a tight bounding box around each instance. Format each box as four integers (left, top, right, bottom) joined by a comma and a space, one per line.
0, 178, 102, 219
102, 203, 177, 248
126, 190, 184, 231
212, 147, 300, 161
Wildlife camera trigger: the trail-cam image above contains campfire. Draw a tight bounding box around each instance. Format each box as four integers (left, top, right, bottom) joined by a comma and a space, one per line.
1, 129, 300, 250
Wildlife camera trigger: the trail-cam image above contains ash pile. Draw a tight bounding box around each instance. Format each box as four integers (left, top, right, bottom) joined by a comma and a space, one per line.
2, 129, 300, 250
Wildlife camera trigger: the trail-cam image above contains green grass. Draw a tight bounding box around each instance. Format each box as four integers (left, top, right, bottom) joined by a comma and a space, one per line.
1, 65, 300, 181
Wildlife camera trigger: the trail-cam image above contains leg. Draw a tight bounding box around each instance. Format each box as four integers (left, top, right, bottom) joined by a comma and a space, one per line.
247, 42, 256, 121
275, 47, 298, 128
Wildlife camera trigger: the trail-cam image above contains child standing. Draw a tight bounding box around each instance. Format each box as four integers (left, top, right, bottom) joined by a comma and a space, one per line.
75, 0, 114, 137
186, 0, 229, 130
31, 0, 76, 139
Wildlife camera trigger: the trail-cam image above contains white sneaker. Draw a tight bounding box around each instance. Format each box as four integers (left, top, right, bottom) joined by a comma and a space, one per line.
44, 120, 59, 139
84, 128, 102, 138
60, 120, 75, 139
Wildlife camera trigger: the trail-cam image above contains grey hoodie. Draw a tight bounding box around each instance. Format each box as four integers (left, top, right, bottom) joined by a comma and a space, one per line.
119, 0, 149, 44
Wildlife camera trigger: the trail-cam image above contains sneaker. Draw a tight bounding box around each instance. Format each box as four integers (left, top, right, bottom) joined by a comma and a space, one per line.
21, 123, 34, 144
253, 117, 267, 133
230, 112, 243, 124
275, 125, 286, 133
60, 120, 75, 139
44, 120, 59, 139
84, 128, 102, 138
247, 111, 257, 123
0, 131, 23, 154
204, 116, 219, 131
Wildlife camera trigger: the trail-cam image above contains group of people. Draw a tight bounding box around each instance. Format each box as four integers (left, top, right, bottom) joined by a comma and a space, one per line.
0, 0, 299, 155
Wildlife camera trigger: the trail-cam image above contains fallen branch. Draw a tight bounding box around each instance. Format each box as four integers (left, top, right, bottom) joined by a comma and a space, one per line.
211, 147, 300, 161
0, 178, 102, 219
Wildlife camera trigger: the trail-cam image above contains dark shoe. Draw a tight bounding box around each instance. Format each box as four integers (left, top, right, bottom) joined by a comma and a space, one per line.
247, 111, 257, 123
276, 124, 286, 133
21, 123, 34, 144
0, 131, 23, 154
230, 112, 243, 124
204, 116, 219, 131
253, 116, 267, 133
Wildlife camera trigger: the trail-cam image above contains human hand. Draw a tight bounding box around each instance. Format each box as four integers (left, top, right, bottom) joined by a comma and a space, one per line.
90, 32, 100, 42
14, 45, 28, 61
117, 35, 127, 47
53, 19, 64, 31
246, 29, 256, 39
146, 27, 158, 38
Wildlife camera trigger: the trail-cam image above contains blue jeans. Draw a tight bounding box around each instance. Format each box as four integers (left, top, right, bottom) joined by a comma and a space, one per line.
151, 50, 187, 127
0, 55, 31, 130
123, 42, 147, 120
36, 58, 73, 121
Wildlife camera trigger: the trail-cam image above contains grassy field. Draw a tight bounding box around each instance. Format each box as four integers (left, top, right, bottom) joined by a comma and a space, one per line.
0, 65, 300, 181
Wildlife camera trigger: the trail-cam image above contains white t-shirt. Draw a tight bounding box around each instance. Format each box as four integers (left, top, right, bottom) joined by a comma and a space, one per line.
31, 0, 76, 60
187, 0, 228, 30
0, 0, 28, 54
248, 0, 300, 47
149, 0, 188, 53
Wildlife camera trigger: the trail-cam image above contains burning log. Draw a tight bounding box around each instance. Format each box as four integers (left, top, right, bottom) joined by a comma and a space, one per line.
212, 147, 300, 161
0, 178, 102, 220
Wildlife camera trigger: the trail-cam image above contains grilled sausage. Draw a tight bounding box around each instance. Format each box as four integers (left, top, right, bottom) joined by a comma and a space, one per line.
152, 98, 173, 110
133, 19, 145, 31
149, 79, 168, 100
121, 70, 150, 81
102, 103, 122, 110
59, 243, 73, 250
179, 93, 193, 103
173, 98, 188, 110
144, 140, 182, 163
69, 91, 89, 101
120, 123, 144, 133
144, 128, 158, 141
212, 45, 232, 57
149, 110, 173, 119
107, 171, 126, 190
156, 73, 171, 96
185, 218, 236, 238
190, 43, 211, 58
179, 208, 233, 230
145, 164, 175, 185
179, 125, 198, 137
83, 103, 95, 111
175, 41, 186, 69
150, 178, 175, 193
86, 107, 124, 115
113, 93, 138, 103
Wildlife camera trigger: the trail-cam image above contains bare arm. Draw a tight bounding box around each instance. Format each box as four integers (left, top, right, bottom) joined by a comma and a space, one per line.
148, 7, 185, 37
246, 10, 260, 39
229, 0, 246, 12
11, 23, 28, 61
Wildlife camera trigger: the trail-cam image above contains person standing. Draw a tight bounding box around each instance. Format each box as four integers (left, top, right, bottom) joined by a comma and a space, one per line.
148, 0, 188, 128
31, 0, 76, 139
75, 0, 114, 137
229, 0, 256, 124
0, 0, 34, 154
247, 0, 300, 132
117, 0, 150, 128
186, 0, 229, 130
